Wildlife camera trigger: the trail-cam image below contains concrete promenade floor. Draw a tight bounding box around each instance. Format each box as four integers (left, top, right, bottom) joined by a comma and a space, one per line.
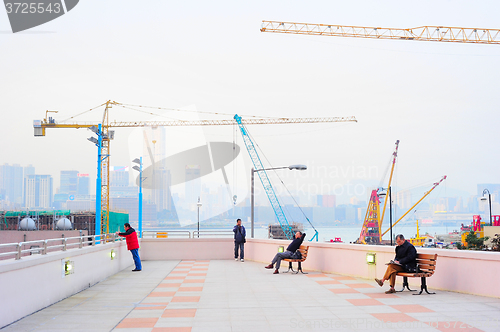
3, 260, 500, 332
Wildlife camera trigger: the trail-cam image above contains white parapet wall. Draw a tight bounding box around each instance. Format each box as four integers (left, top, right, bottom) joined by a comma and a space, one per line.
0, 241, 131, 329
244, 238, 500, 298
140, 238, 235, 260
2, 237, 500, 328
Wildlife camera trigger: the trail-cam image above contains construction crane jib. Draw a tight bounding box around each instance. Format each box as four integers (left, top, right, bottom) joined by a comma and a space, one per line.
381, 175, 447, 237
261, 21, 500, 44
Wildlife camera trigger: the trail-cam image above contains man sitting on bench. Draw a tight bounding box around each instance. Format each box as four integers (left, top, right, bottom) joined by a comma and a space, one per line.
265, 231, 306, 274
375, 234, 417, 294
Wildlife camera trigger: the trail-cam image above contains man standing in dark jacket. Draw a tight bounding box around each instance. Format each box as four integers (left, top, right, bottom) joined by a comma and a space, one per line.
116, 223, 142, 272
265, 232, 306, 274
233, 219, 246, 262
375, 234, 416, 293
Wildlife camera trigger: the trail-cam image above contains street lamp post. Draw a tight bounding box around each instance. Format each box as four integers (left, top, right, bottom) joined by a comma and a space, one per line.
197, 197, 202, 238
379, 187, 393, 246
481, 189, 492, 226
251, 164, 307, 238
132, 157, 143, 238
88, 124, 104, 240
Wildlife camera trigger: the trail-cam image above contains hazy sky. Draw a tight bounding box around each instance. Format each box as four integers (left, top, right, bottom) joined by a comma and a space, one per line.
1, 1, 499, 205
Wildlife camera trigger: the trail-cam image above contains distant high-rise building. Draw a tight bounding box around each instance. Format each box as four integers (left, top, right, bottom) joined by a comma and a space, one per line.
396, 190, 411, 210
60, 170, 79, 196
0, 163, 24, 206
24, 175, 53, 208
24, 164, 35, 177
185, 165, 201, 210
467, 195, 479, 213
110, 166, 129, 187
77, 173, 90, 195
317, 194, 336, 208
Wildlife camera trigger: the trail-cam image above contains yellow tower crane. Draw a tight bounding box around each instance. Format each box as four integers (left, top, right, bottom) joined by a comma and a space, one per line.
34, 100, 357, 235
261, 21, 500, 44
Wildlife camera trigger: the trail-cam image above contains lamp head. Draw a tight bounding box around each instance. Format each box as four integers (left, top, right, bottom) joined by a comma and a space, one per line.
132, 166, 141, 172
87, 137, 98, 144
132, 158, 141, 164
89, 125, 99, 134
289, 164, 307, 171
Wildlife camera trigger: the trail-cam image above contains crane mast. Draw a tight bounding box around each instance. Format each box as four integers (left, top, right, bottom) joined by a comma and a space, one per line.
261, 21, 500, 44
379, 140, 400, 231
234, 114, 294, 240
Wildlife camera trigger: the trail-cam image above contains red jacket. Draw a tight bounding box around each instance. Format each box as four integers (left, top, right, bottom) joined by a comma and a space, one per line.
118, 227, 139, 250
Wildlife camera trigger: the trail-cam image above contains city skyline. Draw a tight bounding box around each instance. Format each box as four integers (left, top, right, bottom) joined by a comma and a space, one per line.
1, 161, 497, 213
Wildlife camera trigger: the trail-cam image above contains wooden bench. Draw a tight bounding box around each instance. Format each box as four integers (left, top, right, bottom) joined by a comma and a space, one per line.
396, 253, 438, 295
283, 245, 309, 274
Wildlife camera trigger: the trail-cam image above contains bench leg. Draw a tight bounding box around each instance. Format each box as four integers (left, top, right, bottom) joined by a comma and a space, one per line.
398, 276, 417, 292
283, 261, 295, 273
413, 277, 435, 295
296, 262, 308, 274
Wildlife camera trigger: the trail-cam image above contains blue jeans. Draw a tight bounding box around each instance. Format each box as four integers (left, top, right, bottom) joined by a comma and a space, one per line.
234, 242, 244, 259
130, 248, 142, 270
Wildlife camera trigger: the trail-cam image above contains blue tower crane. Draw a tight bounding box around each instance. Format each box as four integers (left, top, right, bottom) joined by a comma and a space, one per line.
234, 114, 296, 240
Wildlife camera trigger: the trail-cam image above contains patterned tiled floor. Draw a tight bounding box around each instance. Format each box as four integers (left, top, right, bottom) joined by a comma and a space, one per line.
115, 260, 209, 331
4, 260, 500, 332
111, 261, 500, 332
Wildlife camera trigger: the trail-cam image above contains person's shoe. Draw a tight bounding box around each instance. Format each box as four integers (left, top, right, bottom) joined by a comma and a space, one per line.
235, 258, 238, 261
375, 278, 383, 287
385, 288, 396, 294
273, 269, 279, 274
265, 264, 273, 269
240, 259, 244, 262
132, 269, 141, 272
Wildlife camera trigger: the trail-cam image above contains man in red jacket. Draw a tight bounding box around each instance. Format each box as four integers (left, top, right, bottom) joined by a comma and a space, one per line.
116, 223, 142, 272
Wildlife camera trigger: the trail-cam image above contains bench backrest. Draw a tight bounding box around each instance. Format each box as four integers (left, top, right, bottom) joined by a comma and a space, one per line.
416, 253, 438, 276
298, 245, 309, 261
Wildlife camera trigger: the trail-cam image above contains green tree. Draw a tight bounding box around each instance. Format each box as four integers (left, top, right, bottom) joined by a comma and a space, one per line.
464, 230, 489, 250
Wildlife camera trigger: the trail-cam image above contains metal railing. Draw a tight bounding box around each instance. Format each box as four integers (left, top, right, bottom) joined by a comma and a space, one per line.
0, 230, 236, 261
142, 230, 191, 238
0, 234, 124, 261
142, 230, 234, 239
192, 230, 233, 238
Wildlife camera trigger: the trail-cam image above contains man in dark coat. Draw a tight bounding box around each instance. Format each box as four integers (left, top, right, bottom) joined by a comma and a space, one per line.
233, 219, 246, 262
116, 223, 142, 272
265, 231, 306, 274
375, 234, 417, 293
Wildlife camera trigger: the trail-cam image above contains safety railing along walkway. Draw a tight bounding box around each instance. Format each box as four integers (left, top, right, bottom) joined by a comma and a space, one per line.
0, 233, 124, 261
0, 230, 235, 261
142, 230, 233, 239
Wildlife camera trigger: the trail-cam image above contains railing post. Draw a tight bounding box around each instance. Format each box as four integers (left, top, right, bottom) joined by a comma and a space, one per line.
16, 243, 22, 260
63, 238, 67, 251
92, 236, 96, 246
43, 240, 48, 255
112, 233, 116, 242
79, 236, 83, 249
